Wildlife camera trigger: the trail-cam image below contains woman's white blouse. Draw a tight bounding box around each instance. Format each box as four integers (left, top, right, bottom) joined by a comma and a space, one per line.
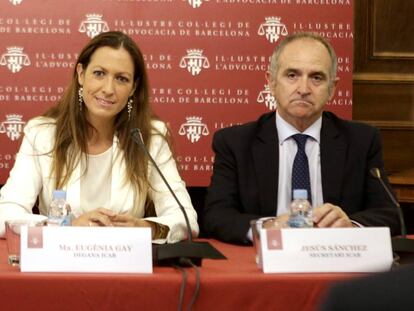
0, 117, 199, 243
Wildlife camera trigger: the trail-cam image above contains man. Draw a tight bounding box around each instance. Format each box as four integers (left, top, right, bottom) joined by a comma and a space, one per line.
203, 32, 400, 244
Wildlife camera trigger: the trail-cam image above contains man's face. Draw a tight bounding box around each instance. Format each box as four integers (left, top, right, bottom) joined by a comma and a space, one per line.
267, 38, 338, 130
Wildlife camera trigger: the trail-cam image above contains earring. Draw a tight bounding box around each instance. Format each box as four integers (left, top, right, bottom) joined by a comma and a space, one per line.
127, 97, 133, 120
78, 86, 84, 111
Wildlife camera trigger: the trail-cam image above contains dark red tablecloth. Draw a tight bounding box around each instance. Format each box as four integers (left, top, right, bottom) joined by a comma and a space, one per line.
0, 239, 360, 310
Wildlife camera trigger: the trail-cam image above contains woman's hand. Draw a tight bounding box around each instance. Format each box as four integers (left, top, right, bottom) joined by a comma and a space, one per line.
71, 208, 116, 227
110, 213, 153, 229
72, 210, 161, 238
111, 214, 159, 238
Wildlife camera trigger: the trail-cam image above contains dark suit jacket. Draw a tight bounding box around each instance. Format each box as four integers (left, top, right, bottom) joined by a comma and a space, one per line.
203, 111, 400, 244
321, 264, 414, 311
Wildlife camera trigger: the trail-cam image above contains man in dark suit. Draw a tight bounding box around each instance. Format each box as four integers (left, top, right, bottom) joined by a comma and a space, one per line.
203, 32, 400, 244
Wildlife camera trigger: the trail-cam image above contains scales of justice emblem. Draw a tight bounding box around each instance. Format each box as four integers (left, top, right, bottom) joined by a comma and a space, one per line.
79, 14, 110, 38
9, 0, 24, 5
186, 0, 209, 8
258, 17, 288, 43
257, 85, 277, 110
179, 117, 209, 143
0, 47, 31, 73
179, 49, 210, 76
0, 115, 26, 141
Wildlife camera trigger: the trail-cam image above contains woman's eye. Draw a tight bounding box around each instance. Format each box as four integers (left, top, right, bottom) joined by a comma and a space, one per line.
117, 76, 130, 83
93, 70, 104, 77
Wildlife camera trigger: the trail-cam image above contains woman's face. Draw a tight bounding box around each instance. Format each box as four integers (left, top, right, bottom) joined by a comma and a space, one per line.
77, 46, 136, 124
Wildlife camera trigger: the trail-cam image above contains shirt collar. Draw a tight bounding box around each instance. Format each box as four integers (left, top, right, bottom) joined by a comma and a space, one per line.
275, 110, 322, 145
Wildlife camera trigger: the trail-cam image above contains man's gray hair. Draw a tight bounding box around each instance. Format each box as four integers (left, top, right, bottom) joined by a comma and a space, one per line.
269, 32, 338, 84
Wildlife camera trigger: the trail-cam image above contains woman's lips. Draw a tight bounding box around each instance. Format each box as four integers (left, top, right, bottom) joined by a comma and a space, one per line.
96, 97, 114, 106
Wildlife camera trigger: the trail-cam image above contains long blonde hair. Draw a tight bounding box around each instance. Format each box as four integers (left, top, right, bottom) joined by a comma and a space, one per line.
43, 31, 170, 213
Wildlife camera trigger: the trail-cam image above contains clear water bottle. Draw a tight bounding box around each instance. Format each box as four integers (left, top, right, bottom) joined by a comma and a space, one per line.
288, 189, 313, 228
48, 190, 72, 226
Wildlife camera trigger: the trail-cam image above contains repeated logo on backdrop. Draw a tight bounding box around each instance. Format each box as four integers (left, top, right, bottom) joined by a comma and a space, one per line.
186, 0, 209, 9
179, 50, 210, 76
258, 17, 288, 43
0, 47, 31, 73
79, 14, 110, 38
179, 116, 210, 143
0, 114, 25, 141
9, 0, 23, 5
257, 85, 277, 110
0, 1, 354, 185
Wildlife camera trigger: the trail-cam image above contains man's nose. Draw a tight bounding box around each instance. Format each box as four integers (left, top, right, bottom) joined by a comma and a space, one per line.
297, 77, 311, 95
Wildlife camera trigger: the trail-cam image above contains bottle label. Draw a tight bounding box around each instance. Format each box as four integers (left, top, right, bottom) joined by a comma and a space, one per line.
47, 215, 71, 226
61, 215, 71, 226
288, 215, 313, 228
47, 217, 63, 226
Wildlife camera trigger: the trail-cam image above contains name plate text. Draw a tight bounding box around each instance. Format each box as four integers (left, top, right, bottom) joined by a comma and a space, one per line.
259, 227, 393, 273
20, 226, 152, 273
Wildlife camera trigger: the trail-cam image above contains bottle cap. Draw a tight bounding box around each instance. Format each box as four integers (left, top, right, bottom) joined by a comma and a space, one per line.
293, 189, 308, 200
52, 190, 66, 200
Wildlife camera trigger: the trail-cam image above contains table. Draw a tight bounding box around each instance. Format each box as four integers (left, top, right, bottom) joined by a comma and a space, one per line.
389, 168, 414, 204
0, 239, 358, 311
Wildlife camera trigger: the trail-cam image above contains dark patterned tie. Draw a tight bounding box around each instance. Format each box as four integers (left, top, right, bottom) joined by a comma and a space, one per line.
291, 134, 312, 203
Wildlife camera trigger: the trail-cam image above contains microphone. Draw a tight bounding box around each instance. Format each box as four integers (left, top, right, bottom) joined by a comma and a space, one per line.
370, 167, 414, 255
370, 168, 406, 237
131, 128, 226, 266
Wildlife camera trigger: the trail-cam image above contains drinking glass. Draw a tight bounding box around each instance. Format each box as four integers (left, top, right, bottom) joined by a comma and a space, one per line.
250, 217, 285, 267
5, 216, 47, 266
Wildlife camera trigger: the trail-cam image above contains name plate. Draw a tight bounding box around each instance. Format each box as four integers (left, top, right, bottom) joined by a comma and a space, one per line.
20, 226, 153, 273
259, 227, 393, 273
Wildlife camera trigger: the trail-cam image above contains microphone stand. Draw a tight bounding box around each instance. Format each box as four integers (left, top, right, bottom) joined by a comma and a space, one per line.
370, 168, 414, 258
131, 128, 226, 267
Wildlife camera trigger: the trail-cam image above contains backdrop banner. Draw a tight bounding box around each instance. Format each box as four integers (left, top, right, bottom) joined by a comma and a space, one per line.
0, 0, 353, 186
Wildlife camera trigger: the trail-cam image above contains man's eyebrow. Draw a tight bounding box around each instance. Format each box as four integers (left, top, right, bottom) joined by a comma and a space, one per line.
309, 71, 328, 79
283, 68, 301, 74
310, 70, 327, 76
281, 68, 328, 79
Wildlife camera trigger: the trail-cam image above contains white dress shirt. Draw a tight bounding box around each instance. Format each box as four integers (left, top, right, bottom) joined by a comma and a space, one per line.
247, 112, 324, 241
275, 111, 324, 215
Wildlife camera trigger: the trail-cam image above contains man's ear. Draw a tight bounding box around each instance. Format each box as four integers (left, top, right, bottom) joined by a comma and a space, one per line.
265, 71, 276, 96
265, 71, 271, 85
328, 77, 340, 100
76, 63, 85, 86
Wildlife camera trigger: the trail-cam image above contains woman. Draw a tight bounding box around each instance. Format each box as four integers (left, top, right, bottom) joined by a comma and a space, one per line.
0, 31, 199, 243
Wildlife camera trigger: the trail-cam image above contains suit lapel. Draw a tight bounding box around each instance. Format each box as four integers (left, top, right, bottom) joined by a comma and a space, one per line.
320, 113, 347, 205
252, 113, 279, 216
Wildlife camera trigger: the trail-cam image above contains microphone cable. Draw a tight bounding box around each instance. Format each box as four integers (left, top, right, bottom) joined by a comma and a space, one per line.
173, 264, 188, 311
173, 258, 201, 311
182, 258, 200, 311
131, 128, 218, 309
